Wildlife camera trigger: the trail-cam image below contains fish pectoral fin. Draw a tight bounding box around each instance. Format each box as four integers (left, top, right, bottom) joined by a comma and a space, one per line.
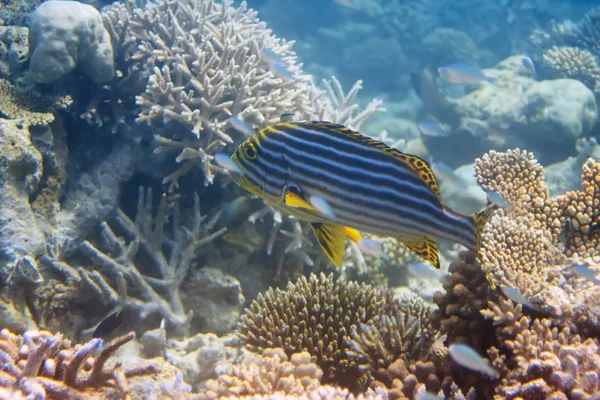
344, 227, 363, 243
284, 188, 315, 210
399, 236, 440, 269
311, 223, 346, 267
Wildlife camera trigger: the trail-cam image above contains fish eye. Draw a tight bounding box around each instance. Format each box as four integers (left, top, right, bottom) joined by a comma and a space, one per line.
244, 142, 257, 160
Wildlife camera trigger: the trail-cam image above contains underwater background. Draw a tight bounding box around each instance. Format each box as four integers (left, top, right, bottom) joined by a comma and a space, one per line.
1, 0, 600, 398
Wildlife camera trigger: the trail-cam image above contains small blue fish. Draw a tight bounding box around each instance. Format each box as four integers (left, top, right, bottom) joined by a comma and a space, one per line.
486, 190, 509, 209
521, 56, 537, 78
260, 48, 284, 64
269, 63, 295, 80
501, 286, 535, 309
438, 62, 495, 84
417, 120, 451, 137
448, 343, 498, 378
415, 392, 442, 400
228, 116, 255, 137
214, 153, 242, 174
572, 264, 600, 284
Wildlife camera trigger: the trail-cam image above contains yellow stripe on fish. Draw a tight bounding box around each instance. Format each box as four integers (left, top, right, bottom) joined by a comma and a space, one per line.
230, 121, 497, 270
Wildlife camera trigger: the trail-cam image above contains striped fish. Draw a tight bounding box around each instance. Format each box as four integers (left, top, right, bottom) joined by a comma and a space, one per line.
229, 121, 496, 269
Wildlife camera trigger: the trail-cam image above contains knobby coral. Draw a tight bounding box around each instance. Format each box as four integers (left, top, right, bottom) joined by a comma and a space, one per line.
542, 46, 600, 93
0, 328, 159, 399
236, 273, 439, 395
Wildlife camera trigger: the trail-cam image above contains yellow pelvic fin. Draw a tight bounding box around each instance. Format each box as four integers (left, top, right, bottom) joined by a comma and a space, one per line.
311, 223, 347, 267
344, 227, 363, 243
284, 188, 314, 210
399, 236, 440, 269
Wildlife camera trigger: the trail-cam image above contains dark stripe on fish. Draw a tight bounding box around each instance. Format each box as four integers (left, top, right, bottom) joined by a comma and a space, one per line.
256, 125, 476, 247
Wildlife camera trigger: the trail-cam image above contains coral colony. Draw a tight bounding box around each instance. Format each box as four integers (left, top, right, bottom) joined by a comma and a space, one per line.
0, 0, 600, 398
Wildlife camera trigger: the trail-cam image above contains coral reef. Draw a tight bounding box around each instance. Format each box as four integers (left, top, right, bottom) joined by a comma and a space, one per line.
0, 26, 28, 79
0, 328, 160, 399
236, 273, 439, 395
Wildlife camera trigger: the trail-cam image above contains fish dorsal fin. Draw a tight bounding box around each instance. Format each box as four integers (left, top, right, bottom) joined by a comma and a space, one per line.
304, 121, 442, 201
284, 187, 315, 210
399, 236, 440, 269
311, 223, 346, 267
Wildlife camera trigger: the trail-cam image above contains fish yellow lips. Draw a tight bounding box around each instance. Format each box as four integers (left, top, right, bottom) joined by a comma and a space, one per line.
229, 120, 497, 270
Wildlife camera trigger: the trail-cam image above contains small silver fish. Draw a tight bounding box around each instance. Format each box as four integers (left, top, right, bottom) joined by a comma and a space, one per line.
309, 195, 336, 220
228, 116, 255, 137
417, 120, 451, 137
280, 112, 295, 122
448, 343, 498, 378
214, 153, 242, 174
486, 190, 509, 209
438, 62, 495, 84
501, 286, 535, 309
408, 263, 442, 281
521, 56, 537, 78
269, 63, 295, 80
358, 238, 385, 258
572, 264, 600, 284
414, 391, 441, 400
260, 48, 283, 64
334, 0, 359, 9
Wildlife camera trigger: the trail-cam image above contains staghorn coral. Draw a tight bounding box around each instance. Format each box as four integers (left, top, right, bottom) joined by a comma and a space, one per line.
0, 78, 72, 126
488, 318, 600, 399
0, 328, 160, 399
44, 187, 227, 336
542, 46, 600, 92
236, 273, 398, 392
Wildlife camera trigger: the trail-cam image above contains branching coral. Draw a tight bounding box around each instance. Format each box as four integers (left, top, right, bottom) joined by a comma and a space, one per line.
46, 187, 227, 335
542, 46, 600, 92
0, 328, 159, 399
574, 6, 600, 56
199, 348, 322, 399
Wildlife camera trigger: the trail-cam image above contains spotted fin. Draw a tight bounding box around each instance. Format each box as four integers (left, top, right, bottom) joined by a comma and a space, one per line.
304, 121, 441, 201
399, 236, 440, 269
344, 227, 363, 243
285, 188, 314, 210
311, 223, 346, 267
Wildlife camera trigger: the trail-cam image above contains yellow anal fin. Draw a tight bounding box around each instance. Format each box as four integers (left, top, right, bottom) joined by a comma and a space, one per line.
399, 236, 440, 269
344, 227, 362, 243
311, 223, 346, 267
285, 188, 314, 210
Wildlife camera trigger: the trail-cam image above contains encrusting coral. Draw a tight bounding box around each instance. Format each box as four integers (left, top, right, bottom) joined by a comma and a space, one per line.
0, 328, 160, 399
0, 78, 72, 126
235, 273, 438, 394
